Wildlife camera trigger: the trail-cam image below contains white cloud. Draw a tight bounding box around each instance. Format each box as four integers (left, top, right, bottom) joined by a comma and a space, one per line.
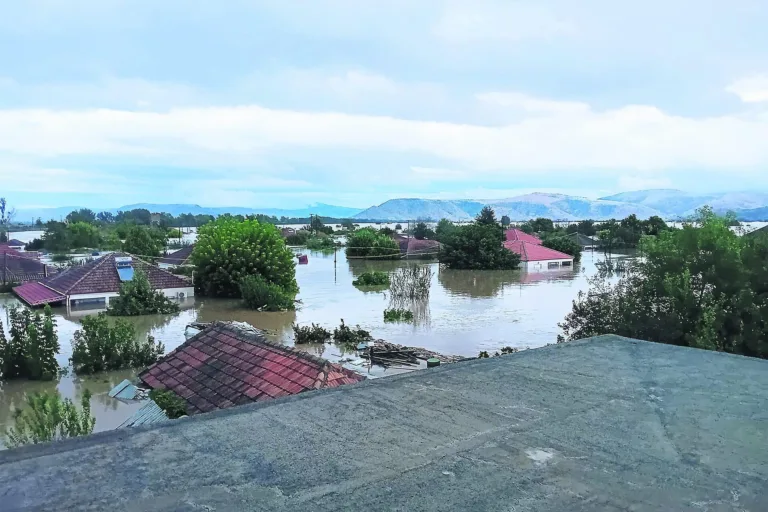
432, 1, 575, 42
476, 92, 590, 115
727, 74, 768, 103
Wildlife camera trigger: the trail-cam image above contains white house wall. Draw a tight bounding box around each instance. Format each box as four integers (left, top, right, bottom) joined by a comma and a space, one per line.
522, 259, 574, 271
69, 286, 194, 305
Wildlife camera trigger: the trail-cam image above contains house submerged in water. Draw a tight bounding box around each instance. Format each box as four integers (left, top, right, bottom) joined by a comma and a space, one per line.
0, 244, 54, 285
503, 228, 574, 270
13, 252, 194, 307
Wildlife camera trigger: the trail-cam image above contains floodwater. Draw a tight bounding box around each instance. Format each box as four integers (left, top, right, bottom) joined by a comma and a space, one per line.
0, 246, 638, 444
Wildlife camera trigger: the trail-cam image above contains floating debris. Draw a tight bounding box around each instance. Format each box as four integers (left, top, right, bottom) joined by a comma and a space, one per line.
360, 340, 463, 368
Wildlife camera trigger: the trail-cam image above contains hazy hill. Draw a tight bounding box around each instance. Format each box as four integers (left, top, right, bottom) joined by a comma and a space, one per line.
354, 199, 485, 221
600, 189, 768, 218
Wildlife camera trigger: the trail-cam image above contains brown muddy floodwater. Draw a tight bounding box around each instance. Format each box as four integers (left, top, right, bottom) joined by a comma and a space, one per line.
0, 248, 636, 446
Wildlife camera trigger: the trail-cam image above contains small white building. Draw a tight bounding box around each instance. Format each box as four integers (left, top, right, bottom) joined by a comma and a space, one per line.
14, 252, 194, 307
503, 228, 574, 271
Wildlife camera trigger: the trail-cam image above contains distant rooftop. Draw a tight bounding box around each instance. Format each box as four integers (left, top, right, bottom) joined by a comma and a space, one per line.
157, 244, 194, 266
505, 228, 543, 245
139, 322, 365, 414
2, 336, 766, 511
504, 240, 573, 262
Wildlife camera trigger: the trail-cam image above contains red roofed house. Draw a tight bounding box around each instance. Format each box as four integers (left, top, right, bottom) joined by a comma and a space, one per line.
393, 234, 441, 259
139, 322, 365, 414
0, 244, 54, 285
13, 252, 193, 307
503, 229, 574, 271
158, 244, 194, 269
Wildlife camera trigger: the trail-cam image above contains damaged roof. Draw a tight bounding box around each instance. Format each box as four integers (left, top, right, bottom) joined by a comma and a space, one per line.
138, 322, 365, 414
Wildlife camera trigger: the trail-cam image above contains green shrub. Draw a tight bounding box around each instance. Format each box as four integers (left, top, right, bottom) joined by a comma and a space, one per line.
0, 305, 60, 381
352, 271, 390, 286
71, 313, 165, 374
346, 228, 400, 259
541, 234, 582, 262
439, 209, 521, 270
192, 217, 297, 298
24, 238, 44, 251
333, 319, 373, 348
383, 309, 414, 322
293, 323, 332, 344
306, 236, 336, 251
4, 390, 95, 447
149, 389, 187, 419
123, 226, 162, 257
107, 269, 180, 316
285, 230, 311, 245
240, 275, 295, 311
51, 253, 71, 262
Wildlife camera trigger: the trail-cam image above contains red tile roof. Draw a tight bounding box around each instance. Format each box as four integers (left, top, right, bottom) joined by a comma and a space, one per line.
504, 240, 574, 262
158, 245, 194, 266
139, 322, 365, 414
13, 282, 66, 306
40, 252, 190, 296
2, 254, 52, 284
505, 229, 543, 245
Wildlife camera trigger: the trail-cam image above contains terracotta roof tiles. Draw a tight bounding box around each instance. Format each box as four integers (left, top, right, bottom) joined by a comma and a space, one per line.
139, 322, 365, 415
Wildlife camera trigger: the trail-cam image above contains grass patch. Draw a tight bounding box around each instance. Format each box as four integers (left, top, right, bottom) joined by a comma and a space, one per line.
383, 308, 414, 323
352, 271, 390, 287
293, 323, 332, 344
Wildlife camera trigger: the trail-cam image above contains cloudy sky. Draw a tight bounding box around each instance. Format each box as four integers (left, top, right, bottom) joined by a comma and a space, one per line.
2, 0, 768, 210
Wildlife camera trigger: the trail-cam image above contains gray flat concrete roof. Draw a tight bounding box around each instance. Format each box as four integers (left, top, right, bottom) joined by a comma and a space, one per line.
1, 335, 767, 511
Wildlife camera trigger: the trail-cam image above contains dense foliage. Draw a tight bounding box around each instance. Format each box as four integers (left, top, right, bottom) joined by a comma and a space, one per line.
149, 389, 187, 419
435, 219, 459, 243
346, 227, 400, 259
0, 306, 60, 381
352, 271, 390, 287
123, 226, 164, 257
107, 269, 181, 316
4, 390, 95, 448
71, 314, 165, 374
192, 217, 298, 298
559, 209, 768, 359
306, 235, 337, 251
413, 222, 435, 240
293, 323, 332, 344
285, 230, 311, 246
541, 234, 582, 262
383, 308, 414, 322
239, 274, 296, 311
439, 209, 521, 270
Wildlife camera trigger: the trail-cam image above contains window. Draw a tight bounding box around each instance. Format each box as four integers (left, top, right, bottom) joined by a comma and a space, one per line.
548, 261, 560, 269
561, 261, 572, 267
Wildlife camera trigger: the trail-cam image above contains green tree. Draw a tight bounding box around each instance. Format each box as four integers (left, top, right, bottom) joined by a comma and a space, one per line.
192, 217, 298, 298
435, 219, 458, 243
96, 211, 115, 224
4, 390, 95, 448
67, 221, 102, 248
541, 234, 582, 262
239, 274, 296, 311
346, 227, 400, 259
107, 269, 180, 316
530, 218, 555, 233
476, 206, 498, 225
340, 219, 356, 231
413, 222, 435, 240
439, 209, 521, 270
123, 226, 162, 257
559, 209, 768, 359
66, 208, 97, 224
43, 221, 71, 252
643, 215, 668, 236
71, 313, 164, 374
500, 215, 511, 228
520, 222, 534, 234
0, 197, 15, 243
0, 306, 59, 381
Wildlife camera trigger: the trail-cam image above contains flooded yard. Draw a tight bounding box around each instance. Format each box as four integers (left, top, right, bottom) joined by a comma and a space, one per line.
0, 247, 636, 444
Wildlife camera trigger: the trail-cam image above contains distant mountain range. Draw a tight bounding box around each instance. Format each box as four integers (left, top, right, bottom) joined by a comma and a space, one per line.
14, 189, 768, 224
354, 190, 768, 221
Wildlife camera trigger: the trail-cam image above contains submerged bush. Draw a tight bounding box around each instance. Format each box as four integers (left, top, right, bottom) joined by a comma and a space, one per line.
293, 323, 332, 344
346, 228, 400, 259
285, 230, 311, 246
4, 390, 95, 448
383, 308, 414, 323
107, 269, 180, 316
389, 266, 432, 299
306, 236, 337, 251
71, 313, 165, 374
149, 389, 187, 419
352, 271, 390, 287
240, 275, 296, 311
333, 319, 373, 348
